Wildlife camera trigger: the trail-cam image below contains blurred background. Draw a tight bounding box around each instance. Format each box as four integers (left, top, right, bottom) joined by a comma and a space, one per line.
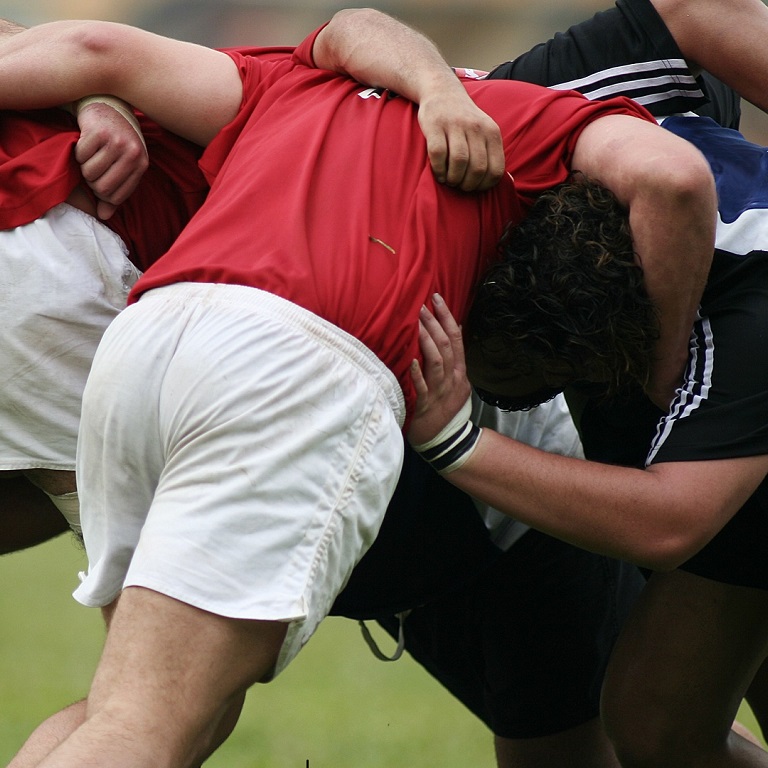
0, 1, 766, 765
3, 0, 768, 140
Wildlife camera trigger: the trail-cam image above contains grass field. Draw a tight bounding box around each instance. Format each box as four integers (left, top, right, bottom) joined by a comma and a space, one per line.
0, 535, 763, 766
0, 535, 493, 766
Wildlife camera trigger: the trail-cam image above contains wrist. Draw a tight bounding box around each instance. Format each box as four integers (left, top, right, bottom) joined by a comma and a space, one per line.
76, 94, 147, 152
412, 395, 483, 474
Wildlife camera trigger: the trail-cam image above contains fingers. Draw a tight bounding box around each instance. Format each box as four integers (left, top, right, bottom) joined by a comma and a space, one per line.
472, 124, 505, 192
95, 200, 118, 221
443, 119, 505, 192
430, 293, 466, 375
75, 101, 149, 217
418, 96, 505, 193
413, 294, 468, 399
419, 302, 454, 379
75, 134, 147, 209
410, 357, 427, 400
408, 295, 473, 446
428, 129, 505, 192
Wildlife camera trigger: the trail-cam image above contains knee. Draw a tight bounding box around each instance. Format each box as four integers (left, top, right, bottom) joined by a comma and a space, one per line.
602, 700, 671, 768
602, 690, 729, 768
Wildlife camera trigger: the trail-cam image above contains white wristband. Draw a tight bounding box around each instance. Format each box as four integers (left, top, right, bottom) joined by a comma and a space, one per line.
76, 95, 147, 152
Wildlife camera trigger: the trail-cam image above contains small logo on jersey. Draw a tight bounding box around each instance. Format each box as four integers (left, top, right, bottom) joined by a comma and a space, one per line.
358, 87, 385, 100
454, 67, 489, 80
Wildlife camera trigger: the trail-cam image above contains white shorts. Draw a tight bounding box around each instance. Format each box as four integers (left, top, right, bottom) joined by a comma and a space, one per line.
75, 283, 405, 676
0, 203, 137, 471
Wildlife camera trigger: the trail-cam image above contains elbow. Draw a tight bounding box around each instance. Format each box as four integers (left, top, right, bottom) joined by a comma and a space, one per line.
68, 21, 119, 57
655, 145, 717, 218
328, 7, 385, 25
317, 8, 383, 71
634, 521, 717, 572
59, 21, 129, 88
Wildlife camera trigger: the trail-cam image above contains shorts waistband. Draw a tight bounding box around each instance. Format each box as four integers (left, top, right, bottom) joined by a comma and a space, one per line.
139, 283, 406, 429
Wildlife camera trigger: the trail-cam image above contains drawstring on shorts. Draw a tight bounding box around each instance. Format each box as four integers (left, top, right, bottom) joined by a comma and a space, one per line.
358, 610, 412, 662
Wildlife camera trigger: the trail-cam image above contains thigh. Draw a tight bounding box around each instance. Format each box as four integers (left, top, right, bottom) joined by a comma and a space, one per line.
82, 587, 286, 767
494, 718, 620, 768
746, 658, 768, 738
603, 569, 768, 744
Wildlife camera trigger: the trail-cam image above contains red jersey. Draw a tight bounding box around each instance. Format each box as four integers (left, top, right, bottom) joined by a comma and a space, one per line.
132, 28, 654, 416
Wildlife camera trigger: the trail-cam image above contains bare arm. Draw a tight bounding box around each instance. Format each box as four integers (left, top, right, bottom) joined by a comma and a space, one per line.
0, 18, 157, 216
410, 299, 768, 571
653, 0, 768, 114
457, 432, 767, 571
0, 21, 241, 146
313, 8, 504, 191
571, 114, 717, 409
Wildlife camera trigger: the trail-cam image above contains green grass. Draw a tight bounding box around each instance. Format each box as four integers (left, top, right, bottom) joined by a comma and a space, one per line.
1, 536, 763, 766
0, 536, 492, 767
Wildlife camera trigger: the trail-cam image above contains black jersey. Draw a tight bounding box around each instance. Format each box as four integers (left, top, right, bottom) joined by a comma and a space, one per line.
488, 0, 740, 129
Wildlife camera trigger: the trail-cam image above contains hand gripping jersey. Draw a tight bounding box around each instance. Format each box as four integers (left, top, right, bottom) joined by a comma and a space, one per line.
0, 109, 207, 269
131, 27, 654, 418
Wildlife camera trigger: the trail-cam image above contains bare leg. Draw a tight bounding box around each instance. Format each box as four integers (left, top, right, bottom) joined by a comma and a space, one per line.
602, 569, 768, 767
652, 0, 768, 113
495, 717, 620, 768
34, 586, 285, 768
7, 701, 86, 768
9, 690, 247, 768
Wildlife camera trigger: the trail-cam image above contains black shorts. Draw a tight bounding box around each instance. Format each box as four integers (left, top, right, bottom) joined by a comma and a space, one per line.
332, 447, 644, 738
331, 445, 501, 621
488, 0, 740, 129
376, 529, 644, 738
650, 249, 768, 589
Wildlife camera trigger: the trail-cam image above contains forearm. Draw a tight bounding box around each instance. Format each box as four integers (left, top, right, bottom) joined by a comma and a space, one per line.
443, 427, 768, 571
314, 8, 458, 104
314, 8, 504, 190
628, 163, 716, 407
0, 21, 119, 109
446, 430, 683, 569
0, 21, 238, 145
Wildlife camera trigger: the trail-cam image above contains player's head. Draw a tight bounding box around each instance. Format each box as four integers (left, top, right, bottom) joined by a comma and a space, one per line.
466, 173, 659, 410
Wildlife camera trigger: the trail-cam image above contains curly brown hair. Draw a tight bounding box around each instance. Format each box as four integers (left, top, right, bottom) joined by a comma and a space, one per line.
466, 173, 659, 401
